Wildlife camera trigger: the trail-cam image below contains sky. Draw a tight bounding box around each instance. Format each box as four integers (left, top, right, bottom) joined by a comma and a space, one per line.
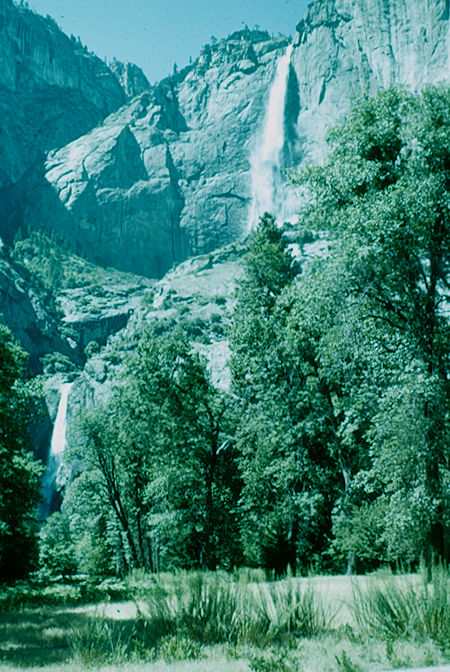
27, 0, 311, 83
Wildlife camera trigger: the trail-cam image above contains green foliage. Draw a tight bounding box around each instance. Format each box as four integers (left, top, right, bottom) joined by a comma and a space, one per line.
84, 341, 100, 359
0, 579, 107, 611
141, 288, 155, 308
1, 572, 447, 669
13, 229, 149, 302
13, 230, 69, 292
43, 86, 450, 581
242, 213, 297, 302
61, 469, 119, 577
69, 617, 134, 666
0, 321, 43, 582
157, 633, 204, 661
332, 500, 387, 569
231, 214, 340, 572
335, 650, 362, 672
63, 329, 241, 576
39, 512, 77, 578
248, 649, 296, 672
291, 85, 450, 566
178, 314, 210, 341
41, 351, 76, 373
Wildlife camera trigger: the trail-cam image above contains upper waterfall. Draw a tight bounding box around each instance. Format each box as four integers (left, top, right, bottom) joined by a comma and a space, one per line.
248, 43, 297, 231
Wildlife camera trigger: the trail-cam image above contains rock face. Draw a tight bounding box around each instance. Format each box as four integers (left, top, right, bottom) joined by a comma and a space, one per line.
109, 59, 151, 99
0, 0, 126, 188
291, 0, 450, 161
11, 31, 290, 277
6, 0, 449, 279
0, 255, 76, 372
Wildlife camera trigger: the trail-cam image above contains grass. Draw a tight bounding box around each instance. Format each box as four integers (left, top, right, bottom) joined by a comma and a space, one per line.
134, 570, 335, 648
352, 563, 450, 645
0, 570, 448, 671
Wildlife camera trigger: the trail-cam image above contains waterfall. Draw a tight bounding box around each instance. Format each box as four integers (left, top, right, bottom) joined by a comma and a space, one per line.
41, 382, 72, 517
248, 44, 297, 231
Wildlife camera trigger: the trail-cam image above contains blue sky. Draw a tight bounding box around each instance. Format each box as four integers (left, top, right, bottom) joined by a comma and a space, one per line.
28, 0, 311, 83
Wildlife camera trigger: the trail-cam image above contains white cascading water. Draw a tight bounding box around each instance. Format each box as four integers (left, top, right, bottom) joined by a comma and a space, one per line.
248, 44, 297, 231
41, 382, 72, 516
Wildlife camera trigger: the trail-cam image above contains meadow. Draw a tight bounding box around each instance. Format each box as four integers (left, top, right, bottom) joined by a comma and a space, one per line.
0, 567, 448, 672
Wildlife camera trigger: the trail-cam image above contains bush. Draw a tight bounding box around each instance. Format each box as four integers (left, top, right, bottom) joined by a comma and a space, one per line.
0, 577, 128, 612
141, 290, 155, 308
296, 228, 315, 245
0, 583, 81, 611
157, 633, 203, 661
84, 341, 100, 358
180, 316, 208, 339
39, 512, 77, 578
41, 352, 76, 373
249, 649, 296, 672
213, 296, 227, 306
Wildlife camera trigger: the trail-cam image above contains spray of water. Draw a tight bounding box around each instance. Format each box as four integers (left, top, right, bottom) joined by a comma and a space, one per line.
41, 382, 72, 516
248, 44, 296, 231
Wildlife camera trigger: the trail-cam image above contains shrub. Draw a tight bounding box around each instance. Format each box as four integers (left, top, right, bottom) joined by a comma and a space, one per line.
41, 352, 76, 373
84, 341, 100, 358
180, 316, 208, 339
141, 289, 155, 308
214, 295, 227, 306
248, 649, 296, 672
39, 512, 77, 578
335, 650, 363, 672
157, 633, 203, 661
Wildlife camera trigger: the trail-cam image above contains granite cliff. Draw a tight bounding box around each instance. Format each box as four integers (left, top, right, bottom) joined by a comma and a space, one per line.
0, 0, 152, 364
109, 59, 151, 99
6, 30, 290, 277
3, 0, 449, 279
0, 0, 130, 189
1, 0, 450, 361
292, 0, 450, 161
0, 252, 74, 372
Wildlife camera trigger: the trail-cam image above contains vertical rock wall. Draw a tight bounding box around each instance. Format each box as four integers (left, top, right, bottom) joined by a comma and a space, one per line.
0, 0, 126, 187
291, 0, 450, 161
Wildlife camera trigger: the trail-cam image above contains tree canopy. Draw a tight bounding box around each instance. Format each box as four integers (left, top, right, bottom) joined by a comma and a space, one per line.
62, 329, 241, 575
292, 85, 450, 565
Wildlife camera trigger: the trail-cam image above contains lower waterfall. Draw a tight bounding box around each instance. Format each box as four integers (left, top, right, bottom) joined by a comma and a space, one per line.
41, 382, 73, 517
